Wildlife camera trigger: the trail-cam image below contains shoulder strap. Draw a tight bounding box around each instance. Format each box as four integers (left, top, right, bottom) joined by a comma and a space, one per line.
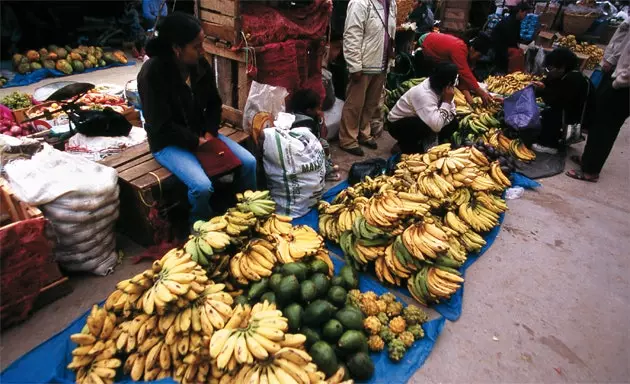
368, 0, 392, 40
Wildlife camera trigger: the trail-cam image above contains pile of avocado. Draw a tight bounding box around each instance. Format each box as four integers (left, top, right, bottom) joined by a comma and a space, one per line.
237, 261, 375, 382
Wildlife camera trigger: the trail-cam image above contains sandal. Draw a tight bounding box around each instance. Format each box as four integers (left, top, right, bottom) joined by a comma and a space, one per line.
326, 172, 341, 182
566, 169, 598, 183
570, 155, 582, 166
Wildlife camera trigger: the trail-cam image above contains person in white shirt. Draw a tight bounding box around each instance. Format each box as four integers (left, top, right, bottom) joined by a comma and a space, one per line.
387, 63, 458, 153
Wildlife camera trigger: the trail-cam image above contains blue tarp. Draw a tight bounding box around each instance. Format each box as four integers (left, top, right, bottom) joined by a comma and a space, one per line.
4, 61, 136, 88
0, 173, 539, 383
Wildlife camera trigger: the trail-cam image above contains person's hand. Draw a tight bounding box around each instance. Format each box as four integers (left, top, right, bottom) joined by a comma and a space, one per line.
463, 90, 474, 105
531, 81, 545, 89
442, 86, 455, 103
602, 60, 614, 73
204, 132, 214, 141
198, 137, 207, 147
350, 71, 362, 83
479, 90, 494, 106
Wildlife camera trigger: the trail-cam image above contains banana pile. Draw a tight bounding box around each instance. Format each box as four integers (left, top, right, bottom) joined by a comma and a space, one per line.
318, 143, 511, 304
557, 35, 603, 70
485, 129, 536, 162
236, 190, 277, 217
256, 214, 293, 236
485, 71, 541, 95
210, 302, 334, 384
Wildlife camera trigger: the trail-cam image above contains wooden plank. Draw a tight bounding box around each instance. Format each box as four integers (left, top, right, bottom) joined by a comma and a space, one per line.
100, 142, 150, 168
221, 105, 243, 127
200, 10, 235, 28
202, 40, 246, 63
132, 167, 173, 190
118, 159, 164, 183
219, 125, 238, 137
228, 130, 250, 144
202, 21, 238, 45
199, 0, 238, 17
237, 62, 250, 111
216, 56, 236, 108
116, 153, 156, 173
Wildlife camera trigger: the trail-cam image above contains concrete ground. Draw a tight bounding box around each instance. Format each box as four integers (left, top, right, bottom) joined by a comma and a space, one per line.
1, 65, 629, 383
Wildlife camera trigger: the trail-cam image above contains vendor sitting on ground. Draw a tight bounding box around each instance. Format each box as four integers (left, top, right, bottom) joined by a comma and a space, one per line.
137, 13, 256, 224
286, 89, 340, 181
386, 63, 458, 154
416, 32, 495, 105
531, 47, 592, 154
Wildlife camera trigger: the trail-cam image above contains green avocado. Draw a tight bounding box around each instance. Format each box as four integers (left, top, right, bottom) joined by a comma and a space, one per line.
283, 303, 303, 332
322, 319, 344, 343
309, 341, 338, 377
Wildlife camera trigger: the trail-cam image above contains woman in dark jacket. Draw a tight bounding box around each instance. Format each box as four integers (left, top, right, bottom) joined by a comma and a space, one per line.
137, 13, 256, 223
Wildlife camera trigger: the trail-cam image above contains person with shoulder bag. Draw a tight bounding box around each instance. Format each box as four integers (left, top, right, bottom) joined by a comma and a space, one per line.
137, 13, 257, 224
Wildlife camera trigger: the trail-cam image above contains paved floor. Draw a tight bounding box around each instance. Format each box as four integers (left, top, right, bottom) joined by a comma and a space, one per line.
1, 66, 629, 383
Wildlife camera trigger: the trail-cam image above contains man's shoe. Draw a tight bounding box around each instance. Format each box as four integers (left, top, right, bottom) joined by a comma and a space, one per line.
340, 146, 365, 156
359, 139, 378, 150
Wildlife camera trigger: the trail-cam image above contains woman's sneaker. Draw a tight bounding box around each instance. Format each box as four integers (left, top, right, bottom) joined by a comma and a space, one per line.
532, 143, 558, 155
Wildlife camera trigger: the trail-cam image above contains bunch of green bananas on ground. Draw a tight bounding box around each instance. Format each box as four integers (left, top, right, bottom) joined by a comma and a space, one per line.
407, 265, 464, 306
236, 190, 277, 218
385, 78, 425, 110
458, 112, 501, 135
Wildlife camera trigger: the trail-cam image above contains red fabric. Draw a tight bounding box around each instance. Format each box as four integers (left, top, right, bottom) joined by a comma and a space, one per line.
196, 138, 242, 178
241, 0, 332, 47
132, 203, 181, 263
255, 39, 325, 103
0, 218, 53, 328
422, 33, 481, 92
507, 48, 525, 73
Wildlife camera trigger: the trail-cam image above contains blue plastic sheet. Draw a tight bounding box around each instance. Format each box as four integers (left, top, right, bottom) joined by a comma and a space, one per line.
4, 61, 136, 88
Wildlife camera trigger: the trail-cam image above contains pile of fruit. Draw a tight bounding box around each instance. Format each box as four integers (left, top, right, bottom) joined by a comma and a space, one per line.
350, 290, 428, 362
12, 45, 128, 75
485, 72, 542, 95
0, 91, 33, 110
239, 261, 376, 381
557, 35, 603, 70
318, 143, 512, 305
67, 190, 357, 384
0, 115, 39, 138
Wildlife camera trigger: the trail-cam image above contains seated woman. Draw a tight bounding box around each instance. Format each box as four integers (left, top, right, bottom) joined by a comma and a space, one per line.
137, 13, 256, 224
386, 63, 458, 154
531, 48, 592, 154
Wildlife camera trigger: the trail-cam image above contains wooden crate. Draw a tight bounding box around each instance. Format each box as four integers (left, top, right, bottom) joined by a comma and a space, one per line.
198, 0, 241, 47
203, 41, 251, 111
99, 106, 251, 246
0, 178, 71, 327
440, 0, 471, 32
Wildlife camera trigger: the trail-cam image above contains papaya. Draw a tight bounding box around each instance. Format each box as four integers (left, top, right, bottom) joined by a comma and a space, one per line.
38, 48, 48, 58
12, 54, 24, 68
47, 44, 59, 53
56, 48, 68, 60
46, 52, 58, 61
87, 54, 98, 66
69, 52, 82, 61
103, 52, 116, 64
83, 60, 94, 70
17, 63, 31, 74
43, 60, 56, 70
30, 62, 42, 71
71, 60, 85, 73
26, 50, 40, 62
113, 50, 128, 64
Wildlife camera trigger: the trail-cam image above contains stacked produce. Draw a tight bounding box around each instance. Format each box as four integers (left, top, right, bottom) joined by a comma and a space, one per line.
349, 290, 428, 362
240, 261, 375, 382
0, 92, 33, 110
12, 45, 128, 75
485, 72, 542, 95
319, 144, 512, 305
0, 116, 39, 138
557, 35, 603, 69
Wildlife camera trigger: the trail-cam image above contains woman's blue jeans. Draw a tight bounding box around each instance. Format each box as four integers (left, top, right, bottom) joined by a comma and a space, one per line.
153, 134, 257, 223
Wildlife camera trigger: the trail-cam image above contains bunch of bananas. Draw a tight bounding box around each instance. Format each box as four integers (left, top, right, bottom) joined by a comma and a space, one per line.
230, 238, 278, 284
274, 225, 324, 262
256, 214, 293, 236
509, 139, 536, 162
457, 111, 501, 135
318, 197, 368, 243
486, 71, 541, 95
236, 190, 277, 218
407, 266, 464, 306
67, 306, 120, 384
184, 227, 232, 266
557, 35, 603, 69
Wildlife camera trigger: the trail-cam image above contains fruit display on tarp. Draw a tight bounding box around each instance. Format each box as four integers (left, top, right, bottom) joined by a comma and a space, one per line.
350, 290, 429, 362
318, 143, 512, 305
0, 91, 33, 110
239, 260, 376, 382
556, 34, 603, 70
11, 45, 129, 75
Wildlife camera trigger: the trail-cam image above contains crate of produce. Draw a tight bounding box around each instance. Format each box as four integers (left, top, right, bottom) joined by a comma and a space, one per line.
0, 91, 36, 124
0, 178, 71, 329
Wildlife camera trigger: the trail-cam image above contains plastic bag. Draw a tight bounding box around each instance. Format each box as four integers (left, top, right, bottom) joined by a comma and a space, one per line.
242, 81, 289, 136
45, 185, 120, 212
61, 250, 118, 276
48, 208, 119, 238
503, 86, 541, 133
42, 199, 119, 224
54, 232, 115, 263
348, 158, 388, 185
262, 125, 326, 217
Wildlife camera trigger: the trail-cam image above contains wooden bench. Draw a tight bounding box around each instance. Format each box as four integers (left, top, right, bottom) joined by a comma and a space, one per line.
100, 106, 251, 246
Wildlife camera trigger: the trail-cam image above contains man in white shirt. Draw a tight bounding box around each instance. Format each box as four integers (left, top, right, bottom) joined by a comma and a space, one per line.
387, 63, 458, 153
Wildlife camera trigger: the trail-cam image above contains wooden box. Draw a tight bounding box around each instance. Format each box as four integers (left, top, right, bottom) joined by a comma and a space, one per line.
198, 0, 242, 47
202, 41, 251, 111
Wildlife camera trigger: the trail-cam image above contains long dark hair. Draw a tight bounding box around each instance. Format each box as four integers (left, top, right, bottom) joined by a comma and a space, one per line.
145, 12, 202, 58
429, 63, 458, 94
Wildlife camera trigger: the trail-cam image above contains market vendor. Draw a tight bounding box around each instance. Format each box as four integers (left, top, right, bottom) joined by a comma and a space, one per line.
386, 63, 458, 154
416, 32, 495, 105
531, 48, 592, 154
138, 13, 257, 224
491, 2, 531, 74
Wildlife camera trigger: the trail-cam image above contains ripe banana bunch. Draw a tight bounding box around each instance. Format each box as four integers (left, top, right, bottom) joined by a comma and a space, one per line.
509, 139, 536, 162
184, 229, 231, 266
68, 306, 121, 384
489, 161, 511, 188
407, 266, 464, 305
128, 249, 208, 315
318, 212, 341, 243
363, 190, 411, 228
210, 302, 290, 369
486, 72, 540, 95
274, 225, 324, 262
458, 201, 500, 232
192, 215, 228, 234
453, 87, 468, 109
474, 191, 508, 214
204, 253, 231, 284
458, 112, 501, 135
230, 238, 278, 284
396, 155, 429, 174
341, 229, 390, 267
223, 209, 258, 236
459, 230, 487, 253
256, 213, 293, 236
447, 187, 472, 207
375, 243, 414, 285
417, 173, 456, 199
401, 220, 450, 261
227, 347, 330, 384
236, 190, 277, 218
